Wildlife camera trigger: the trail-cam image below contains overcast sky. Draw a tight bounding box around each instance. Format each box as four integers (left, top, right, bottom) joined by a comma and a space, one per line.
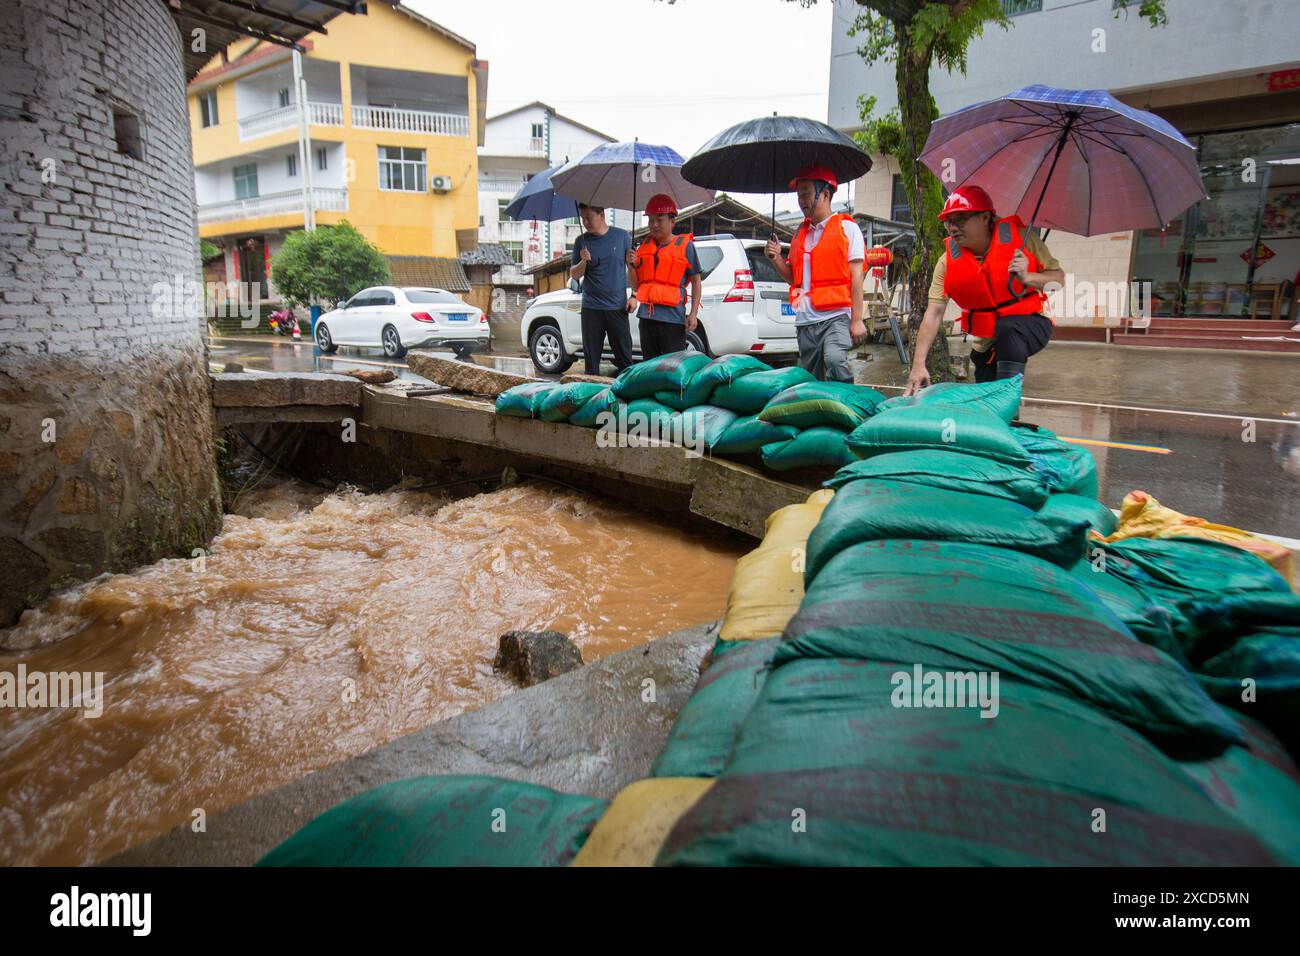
409, 0, 851, 214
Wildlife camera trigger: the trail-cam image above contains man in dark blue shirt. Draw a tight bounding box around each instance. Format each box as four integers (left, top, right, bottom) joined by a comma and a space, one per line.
570, 203, 634, 375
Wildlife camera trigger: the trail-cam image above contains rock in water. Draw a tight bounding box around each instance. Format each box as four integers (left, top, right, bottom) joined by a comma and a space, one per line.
494, 631, 584, 687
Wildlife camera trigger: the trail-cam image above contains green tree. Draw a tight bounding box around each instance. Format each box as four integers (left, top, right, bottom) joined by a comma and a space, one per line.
199, 239, 223, 264
788, 0, 1168, 382
270, 221, 390, 309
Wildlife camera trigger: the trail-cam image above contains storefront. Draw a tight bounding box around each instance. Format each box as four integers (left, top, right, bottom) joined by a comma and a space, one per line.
1132, 122, 1300, 319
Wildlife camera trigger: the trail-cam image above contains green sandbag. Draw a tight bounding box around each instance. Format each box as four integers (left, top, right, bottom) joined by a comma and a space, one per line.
847, 404, 1031, 467
568, 386, 621, 427
1197, 628, 1300, 753
623, 397, 679, 432
1038, 492, 1118, 536
824, 448, 1050, 508
1012, 424, 1099, 497
495, 381, 559, 418
873, 378, 1024, 424
1170, 592, 1300, 664
803, 479, 1088, 583
710, 413, 799, 456
710, 366, 816, 414
537, 382, 607, 422
653, 388, 698, 411
1177, 713, 1300, 865
611, 350, 712, 400
257, 775, 607, 867
782, 539, 1244, 753
1068, 551, 1182, 661
676, 354, 772, 408
674, 404, 739, 450
650, 637, 778, 779
758, 381, 886, 430
760, 427, 855, 472
658, 658, 1276, 867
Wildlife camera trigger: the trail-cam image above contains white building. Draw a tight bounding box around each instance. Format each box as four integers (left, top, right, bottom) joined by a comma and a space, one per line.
478, 101, 621, 284
828, 0, 1300, 335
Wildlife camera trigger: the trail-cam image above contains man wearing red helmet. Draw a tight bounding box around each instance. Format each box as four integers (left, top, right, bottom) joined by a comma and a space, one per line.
765, 165, 867, 382
905, 184, 1065, 395
624, 194, 703, 360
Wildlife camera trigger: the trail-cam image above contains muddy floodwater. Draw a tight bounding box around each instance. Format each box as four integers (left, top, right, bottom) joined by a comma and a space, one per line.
0, 481, 743, 865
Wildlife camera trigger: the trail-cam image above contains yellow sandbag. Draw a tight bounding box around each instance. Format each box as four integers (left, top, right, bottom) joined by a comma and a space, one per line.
718, 489, 833, 641
570, 777, 714, 867
1102, 490, 1293, 582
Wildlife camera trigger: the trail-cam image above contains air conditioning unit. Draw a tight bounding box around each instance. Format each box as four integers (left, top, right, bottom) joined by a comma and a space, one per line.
430, 175, 453, 193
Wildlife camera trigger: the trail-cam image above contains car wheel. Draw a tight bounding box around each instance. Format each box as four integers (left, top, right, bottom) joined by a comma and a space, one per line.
529, 323, 573, 374
381, 324, 407, 359
686, 327, 712, 358
315, 321, 337, 353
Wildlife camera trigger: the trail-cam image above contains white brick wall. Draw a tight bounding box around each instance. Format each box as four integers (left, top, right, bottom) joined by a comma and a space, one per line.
0, 0, 203, 356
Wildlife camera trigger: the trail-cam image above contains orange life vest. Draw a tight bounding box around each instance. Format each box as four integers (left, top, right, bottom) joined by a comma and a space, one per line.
789, 213, 854, 312
635, 233, 694, 313
943, 215, 1051, 338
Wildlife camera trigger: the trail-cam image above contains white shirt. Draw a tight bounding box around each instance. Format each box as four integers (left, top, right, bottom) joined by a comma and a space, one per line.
794, 214, 865, 327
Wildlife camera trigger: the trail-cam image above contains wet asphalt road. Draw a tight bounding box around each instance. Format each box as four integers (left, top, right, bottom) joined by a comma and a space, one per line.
209, 335, 1300, 539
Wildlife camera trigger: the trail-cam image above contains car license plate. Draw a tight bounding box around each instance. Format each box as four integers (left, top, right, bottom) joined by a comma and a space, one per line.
781, 303, 795, 316
447, 313, 468, 322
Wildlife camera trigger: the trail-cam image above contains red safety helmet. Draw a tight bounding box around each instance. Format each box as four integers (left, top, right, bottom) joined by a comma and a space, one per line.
644, 194, 678, 216
788, 164, 839, 191
939, 185, 996, 221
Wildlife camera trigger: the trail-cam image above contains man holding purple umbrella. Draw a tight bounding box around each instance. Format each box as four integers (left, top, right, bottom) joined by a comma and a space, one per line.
906, 184, 1065, 396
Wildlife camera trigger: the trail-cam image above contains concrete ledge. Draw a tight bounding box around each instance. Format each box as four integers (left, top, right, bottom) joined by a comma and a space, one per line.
216, 404, 359, 425
690, 457, 813, 538
104, 621, 719, 867
211, 372, 362, 408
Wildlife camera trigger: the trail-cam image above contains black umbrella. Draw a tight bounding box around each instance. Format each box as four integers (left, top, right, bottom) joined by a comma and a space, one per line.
683, 115, 873, 234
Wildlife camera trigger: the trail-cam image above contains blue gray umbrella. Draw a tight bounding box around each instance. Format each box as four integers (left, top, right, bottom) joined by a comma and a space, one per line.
549, 141, 715, 220
920, 85, 1205, 236
502, 162, 578, 222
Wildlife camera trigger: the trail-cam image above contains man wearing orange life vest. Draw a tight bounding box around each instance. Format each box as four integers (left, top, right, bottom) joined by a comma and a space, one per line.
906, 184, 1065, 395
624, 194, 703, 361
764, 165, 867, 382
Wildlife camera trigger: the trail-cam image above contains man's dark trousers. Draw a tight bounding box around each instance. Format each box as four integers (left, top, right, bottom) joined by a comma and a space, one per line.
581, 307, 635, 375
639, 317, 687, 361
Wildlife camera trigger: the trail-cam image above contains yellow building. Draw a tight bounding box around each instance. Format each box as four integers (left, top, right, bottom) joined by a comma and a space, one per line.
189, 2, 487, 298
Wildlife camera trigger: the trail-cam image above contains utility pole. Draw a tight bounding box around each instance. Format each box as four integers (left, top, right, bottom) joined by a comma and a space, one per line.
293, 50, 315, 231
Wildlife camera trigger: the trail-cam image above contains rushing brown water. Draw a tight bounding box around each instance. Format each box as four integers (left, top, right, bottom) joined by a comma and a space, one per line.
0, 481, 742, 865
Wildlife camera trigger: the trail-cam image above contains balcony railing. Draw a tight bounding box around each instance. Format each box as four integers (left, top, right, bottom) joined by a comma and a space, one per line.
351, 104, 469, 136
237, 101, 344, 141
197, 187, 348, 225
480, 177, 529, 194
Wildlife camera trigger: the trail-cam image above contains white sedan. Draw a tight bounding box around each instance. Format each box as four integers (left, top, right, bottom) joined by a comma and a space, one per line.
314, 286, 489, 359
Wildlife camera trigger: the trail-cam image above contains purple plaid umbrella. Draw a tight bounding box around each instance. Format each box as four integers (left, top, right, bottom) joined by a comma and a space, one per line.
920, 85, 1206, 237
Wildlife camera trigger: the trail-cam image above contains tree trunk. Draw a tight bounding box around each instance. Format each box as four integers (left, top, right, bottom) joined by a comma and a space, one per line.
894, 33, 952, 381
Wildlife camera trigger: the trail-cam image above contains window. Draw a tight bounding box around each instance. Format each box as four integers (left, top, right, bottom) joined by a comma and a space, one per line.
565, 216, 579, 225
745, 247, 785, 284
199, 91, 218, 128
233, 163, 258, 200
406, 289, 460, 304
277, 87, 291, 108
497, 198, 511, 220
479, 214, 485, 227
890, 174, 912, 223
503, 241, 524, 265
531, 123, 544, 140
315, 146, 327, 171
286, 154, 297, 177
378, 146, 426, 192
346, 289, 375, 309
111, 105, 143, 161
695, 246, 726, 282
371, 290, 395, 306
1001, 0, 1041, 15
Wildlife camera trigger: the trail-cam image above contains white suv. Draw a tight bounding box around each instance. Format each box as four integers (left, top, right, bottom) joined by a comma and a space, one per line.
520, 234, 798, 374
315, 286, 489, 359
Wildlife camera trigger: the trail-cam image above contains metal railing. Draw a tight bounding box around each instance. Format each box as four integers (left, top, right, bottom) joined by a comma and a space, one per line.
197, 186, 348, 224
351, 104, 469, 136
237, 101, 344, 140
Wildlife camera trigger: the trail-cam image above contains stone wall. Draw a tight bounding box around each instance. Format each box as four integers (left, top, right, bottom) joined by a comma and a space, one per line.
0, 0, 222, 626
